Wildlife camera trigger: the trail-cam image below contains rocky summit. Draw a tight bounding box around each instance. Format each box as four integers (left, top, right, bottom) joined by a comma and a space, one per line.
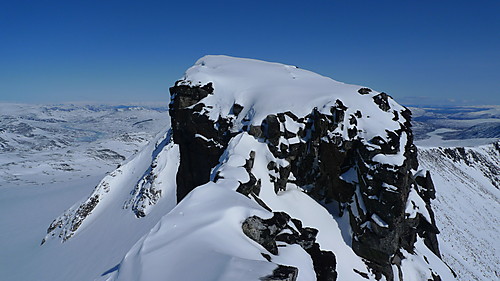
43, 56, 456, 281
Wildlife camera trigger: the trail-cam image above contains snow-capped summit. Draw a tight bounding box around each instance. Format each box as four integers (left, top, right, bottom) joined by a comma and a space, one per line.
43, 56, 456, 281
179, 55, 405, 138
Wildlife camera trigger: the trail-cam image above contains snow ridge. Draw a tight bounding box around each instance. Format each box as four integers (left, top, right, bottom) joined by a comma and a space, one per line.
43, 129, 179, 243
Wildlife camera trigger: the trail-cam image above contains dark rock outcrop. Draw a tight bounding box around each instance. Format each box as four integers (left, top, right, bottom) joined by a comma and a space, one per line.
440, 144, 500, 189
242, 212, 337, 281
42, 194, 99, 244
260, 265, 298, 281
168, 81, 447, 280
169, 82, 235, 202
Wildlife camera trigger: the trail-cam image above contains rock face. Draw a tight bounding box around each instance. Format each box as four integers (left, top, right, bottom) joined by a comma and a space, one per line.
242, 212, 337, 281
44, 56, 455, 281
165, 56, 452, 280
169, 82, 235, 201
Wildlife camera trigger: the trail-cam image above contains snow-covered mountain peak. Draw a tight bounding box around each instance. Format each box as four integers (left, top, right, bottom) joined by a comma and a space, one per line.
42, 56, 455, 281
178, 55, 405, 138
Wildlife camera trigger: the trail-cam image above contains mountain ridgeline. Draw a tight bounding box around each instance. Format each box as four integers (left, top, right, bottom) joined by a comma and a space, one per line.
168, 67, 445, 280
44, 56, 455, 281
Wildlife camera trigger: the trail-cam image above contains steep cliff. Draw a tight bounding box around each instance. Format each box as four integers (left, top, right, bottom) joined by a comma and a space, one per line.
44, 56, 455, 281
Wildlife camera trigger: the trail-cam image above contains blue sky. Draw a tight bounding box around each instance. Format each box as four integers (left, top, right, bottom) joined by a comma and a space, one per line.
1, 0, 499, 105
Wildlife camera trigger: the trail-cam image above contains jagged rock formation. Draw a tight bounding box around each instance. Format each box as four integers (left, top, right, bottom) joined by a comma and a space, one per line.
43, 56, 455, 281
438, 143, 500, 188
242, 212, 337, 281
261, 265, 299, 281
166, 56, 448, 280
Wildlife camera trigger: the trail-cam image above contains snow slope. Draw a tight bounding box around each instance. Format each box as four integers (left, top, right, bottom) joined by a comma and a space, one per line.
0, 104, 180, 281
109, 132, 453, 281
1, 129, 181, 281
418, 143, 500, 281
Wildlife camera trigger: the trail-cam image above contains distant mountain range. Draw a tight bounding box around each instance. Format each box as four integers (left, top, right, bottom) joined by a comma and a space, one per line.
409, 105, 499, 145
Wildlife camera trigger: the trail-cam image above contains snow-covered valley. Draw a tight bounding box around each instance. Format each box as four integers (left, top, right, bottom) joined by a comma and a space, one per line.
0, 103, 169, 187
0, 57, 498, 281
0, 104, 171, 280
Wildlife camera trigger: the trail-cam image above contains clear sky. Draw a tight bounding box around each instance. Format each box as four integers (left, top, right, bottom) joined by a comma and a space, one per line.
1, 0, 499, 106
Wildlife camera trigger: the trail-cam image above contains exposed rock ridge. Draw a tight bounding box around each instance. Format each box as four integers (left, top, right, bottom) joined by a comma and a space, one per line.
440, 142, 500, 188
42, 130, 178, 243
168, 73, 451, 280
242, 212, 337, 281
124, 130, 179, 217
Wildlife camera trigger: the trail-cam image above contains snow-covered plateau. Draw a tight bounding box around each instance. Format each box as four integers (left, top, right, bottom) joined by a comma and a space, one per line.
0, 56, 498, 281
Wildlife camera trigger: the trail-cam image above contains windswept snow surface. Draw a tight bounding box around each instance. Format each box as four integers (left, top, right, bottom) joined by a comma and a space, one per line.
180, 55, 405, 141
418, 143, 500, 281
107, 183, 280, 281
109, 133, 377, 281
